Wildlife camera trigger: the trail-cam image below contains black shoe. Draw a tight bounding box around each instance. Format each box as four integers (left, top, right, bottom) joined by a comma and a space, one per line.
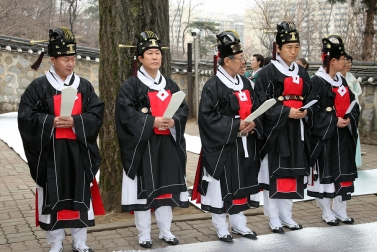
322, 214, 339, 226
138, 234, 152, 248
216, 231, 233, 242
158, 233, 179, 245
280, 219, 303, 230
230, 227, 257, 239
333, 212, 354, 224
269, 222, 284, 233
139, 241, 152, 249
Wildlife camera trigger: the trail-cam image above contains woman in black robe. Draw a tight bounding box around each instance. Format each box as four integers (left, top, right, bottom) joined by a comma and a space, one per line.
307, 35, 359, 226
115, 31, 188, 249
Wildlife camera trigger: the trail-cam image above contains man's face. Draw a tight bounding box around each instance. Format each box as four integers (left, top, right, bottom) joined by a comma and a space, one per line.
138, 49, 162, 72
251, 56, 259, 70
225, 53, 245, 77
332, 55, 347, 72
277, 42, 300, 65
50, 55, 76, 80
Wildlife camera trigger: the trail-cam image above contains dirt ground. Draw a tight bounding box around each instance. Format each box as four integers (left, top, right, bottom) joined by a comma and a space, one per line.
95, 204, 204, 225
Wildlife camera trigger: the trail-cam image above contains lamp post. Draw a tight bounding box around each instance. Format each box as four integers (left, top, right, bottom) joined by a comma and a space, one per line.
194, 36, 199, 123
191, 28, 200, 123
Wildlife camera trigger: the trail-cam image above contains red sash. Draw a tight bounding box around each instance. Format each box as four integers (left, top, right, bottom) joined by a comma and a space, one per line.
332, 86, 350, 118
148, 90, 172, 135
282, 77, 303, 108
53, 93, 82, 139
234, 90, 252, 120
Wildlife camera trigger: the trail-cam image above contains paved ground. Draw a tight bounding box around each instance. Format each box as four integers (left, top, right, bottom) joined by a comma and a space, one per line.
0, 119, 377, 251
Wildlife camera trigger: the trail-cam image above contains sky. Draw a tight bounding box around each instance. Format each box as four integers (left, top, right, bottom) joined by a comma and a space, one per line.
188, 0, 250, 15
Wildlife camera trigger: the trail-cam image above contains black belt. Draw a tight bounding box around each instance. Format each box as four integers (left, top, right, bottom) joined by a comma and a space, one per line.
237, 130, 255, 137
277, 95, 304, 101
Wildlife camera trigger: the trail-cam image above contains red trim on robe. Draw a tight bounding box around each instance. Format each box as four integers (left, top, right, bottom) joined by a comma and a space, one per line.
53, 93, 82, 139
340, 181, 353, 187
276, 178, 297, 193
234, 90, 252, 120
91, 178, 106, 215
156, 194, 173, 199
191, 151, 203, 204
232, 198, 247, 205
35, 189, 39, 227
148, 90, 172, 135
57, 210, 80, 221
35, 178, 105, 226
332, 86, 350, 118
282, 77, 303, 108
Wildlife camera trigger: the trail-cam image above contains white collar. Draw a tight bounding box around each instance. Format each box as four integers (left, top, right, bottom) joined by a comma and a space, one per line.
216, 65, 244, 91
315, 66, 343, 87
46, 66, 80, 91
137, 66, 166, 91
252, 68, 261, 76
270, 55, 300, 84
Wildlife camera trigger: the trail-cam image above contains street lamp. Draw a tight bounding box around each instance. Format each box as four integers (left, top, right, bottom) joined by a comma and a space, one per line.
191, 28, 200, 123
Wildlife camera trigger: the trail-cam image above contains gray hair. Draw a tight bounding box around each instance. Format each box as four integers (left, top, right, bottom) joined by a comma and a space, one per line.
218, 55, 235, 66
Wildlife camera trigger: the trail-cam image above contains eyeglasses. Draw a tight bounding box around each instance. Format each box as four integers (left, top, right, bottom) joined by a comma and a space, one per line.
231, 57, 245, 61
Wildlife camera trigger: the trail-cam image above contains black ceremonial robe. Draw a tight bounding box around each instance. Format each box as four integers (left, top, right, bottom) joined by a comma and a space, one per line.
18, 75, 104, 231
195, 74, 262, 214
307, 74, 359, 200
254, 62, 311, 199
116, 76, 189, 211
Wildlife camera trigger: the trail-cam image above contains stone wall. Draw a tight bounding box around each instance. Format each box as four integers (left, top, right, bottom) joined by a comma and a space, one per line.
0, 50, 99, 114
359, 86, 377, 144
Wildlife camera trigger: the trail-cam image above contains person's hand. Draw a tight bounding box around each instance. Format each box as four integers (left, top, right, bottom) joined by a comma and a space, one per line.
289, 108, 307, 119
53, 116, 74, 128
242, 121, 256, 132
337, 117, 350, 128
239, 120, 247, 131
153, 117, 174, 130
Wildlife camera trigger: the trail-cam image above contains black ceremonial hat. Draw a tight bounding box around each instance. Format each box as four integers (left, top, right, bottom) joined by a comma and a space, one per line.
48, 27, 76, 57
276, 21, 300, 47
322, 35, 346, 59
137, 31, 162, 56
216, 30, 243, 58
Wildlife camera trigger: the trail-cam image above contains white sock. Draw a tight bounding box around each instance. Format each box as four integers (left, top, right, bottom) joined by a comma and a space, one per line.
269, 216, 282, 227
74, 240, 89, 250
280, 216, 297, 225
160, 230, 175, 239
49, 242, 62, 252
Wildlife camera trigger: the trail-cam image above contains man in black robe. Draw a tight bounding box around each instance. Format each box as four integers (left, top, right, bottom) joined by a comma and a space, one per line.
307, 35, 359, 226
18, 27, 104, 252
192, 30, 262, 243
115, 31, 189, 249
254, 21, 311, 233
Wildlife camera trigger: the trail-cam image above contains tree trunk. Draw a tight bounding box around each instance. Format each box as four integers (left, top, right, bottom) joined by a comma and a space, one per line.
98, 0, 170, 212
362, 0, 376, 61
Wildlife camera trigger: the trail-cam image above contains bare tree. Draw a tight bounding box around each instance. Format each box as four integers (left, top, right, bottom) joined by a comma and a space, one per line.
0, 0, 101, 48
244, 0, 354, 61
169, 0, 202, 59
